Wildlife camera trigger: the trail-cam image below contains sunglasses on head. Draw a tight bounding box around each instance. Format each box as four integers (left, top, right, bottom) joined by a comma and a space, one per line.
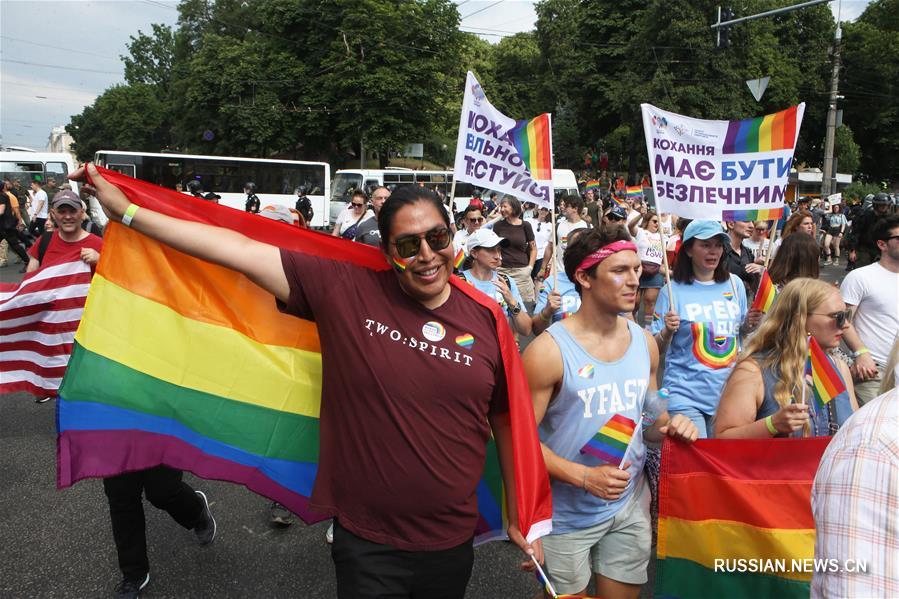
392, 227, 451, 259
812, 309, 852, 328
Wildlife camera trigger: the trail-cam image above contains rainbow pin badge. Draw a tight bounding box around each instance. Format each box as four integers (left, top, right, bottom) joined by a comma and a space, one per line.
455, 333, 475, 348
578, 364, 595, 379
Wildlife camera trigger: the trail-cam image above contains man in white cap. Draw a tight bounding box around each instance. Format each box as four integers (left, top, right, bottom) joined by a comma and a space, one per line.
26, 190, 103, 273
461, 228, 532, 336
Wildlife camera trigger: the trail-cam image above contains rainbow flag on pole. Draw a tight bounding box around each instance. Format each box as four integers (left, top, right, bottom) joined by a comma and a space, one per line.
805, 336, 846, 408
585, 180, 600, 191
626, 185, 643, 199
750, 270, 777, 313
656, 437, 831, 598
723, 105, 800, 154
57, 168, 553, 545
509, 113, 553, 181
580, 413, 636, 464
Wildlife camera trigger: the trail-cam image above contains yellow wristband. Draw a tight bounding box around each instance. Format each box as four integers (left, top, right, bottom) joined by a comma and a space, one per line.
121, 203, 139, 227
540, 310, 553, 323
765, 415, 777, 436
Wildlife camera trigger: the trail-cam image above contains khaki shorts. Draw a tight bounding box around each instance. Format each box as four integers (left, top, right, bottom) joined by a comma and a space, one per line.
542, 478, 651, 594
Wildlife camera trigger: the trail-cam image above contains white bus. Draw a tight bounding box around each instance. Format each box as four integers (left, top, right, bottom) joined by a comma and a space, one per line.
94, 151, 331, 228
331, 168, 475, 222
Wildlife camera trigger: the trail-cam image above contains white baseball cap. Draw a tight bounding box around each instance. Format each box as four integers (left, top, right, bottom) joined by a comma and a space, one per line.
466, 228, 510, 253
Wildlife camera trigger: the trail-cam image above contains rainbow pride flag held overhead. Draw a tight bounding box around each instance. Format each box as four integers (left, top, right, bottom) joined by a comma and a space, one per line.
805, 336, 846, 408
723, 105, 799, 154
57, 168, 553, 546
751, 270, 777, 313
509, 113, 553, 181
610, 194, 626, 208
585, 180, 600, 191
580, 413, 636, 464
722, 208, 784, 222
626, 185, 643, 199
656, 437, 831, 598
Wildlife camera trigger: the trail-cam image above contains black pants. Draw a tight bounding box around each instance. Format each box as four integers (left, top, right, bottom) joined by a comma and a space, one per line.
1, 228, 28, 264
29, 217, 46, 238
103, 466, 203, 580
331, 520, 474, 599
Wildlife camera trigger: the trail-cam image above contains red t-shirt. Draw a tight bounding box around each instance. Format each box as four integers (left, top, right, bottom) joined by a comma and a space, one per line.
28, 231, 103, 270
278, 249, 508, 551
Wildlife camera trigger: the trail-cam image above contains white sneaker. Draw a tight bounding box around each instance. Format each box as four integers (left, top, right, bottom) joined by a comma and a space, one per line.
325, 521, 334, 544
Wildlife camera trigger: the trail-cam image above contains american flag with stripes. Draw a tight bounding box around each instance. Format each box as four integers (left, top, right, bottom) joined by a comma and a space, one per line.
1, 261, 92, 397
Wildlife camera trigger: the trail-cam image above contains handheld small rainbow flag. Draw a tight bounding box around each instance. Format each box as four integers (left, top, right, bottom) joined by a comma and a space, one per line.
585, 180, 600, 191
509, 113, 553, 181
580, 413, 637, 464
805, 336, 845, 408
453, 248, 465, 270
751, 270, 777, 313
626, 185, 643, 199
610, 194, 626, 208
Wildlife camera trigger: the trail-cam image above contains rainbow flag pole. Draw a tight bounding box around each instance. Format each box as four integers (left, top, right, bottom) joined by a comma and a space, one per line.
532, 555, 559, 598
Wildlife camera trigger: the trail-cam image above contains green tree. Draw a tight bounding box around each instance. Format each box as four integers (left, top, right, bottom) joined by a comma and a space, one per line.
66, 84, 168, 162
840, 0, 899, 181
834, 124, 861, 174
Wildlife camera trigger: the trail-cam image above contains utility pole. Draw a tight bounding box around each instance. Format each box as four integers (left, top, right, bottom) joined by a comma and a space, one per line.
821, 22, 842, 197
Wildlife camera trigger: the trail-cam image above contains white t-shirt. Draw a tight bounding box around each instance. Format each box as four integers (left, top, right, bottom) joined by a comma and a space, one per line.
769, 237, 782, 259
453, 229, 472, 255
659, 213, 674, 237
31, 189, 49, 219
555, 218, 589, 269
840, 262, 899, 365
627, 209, 642, 229
635, 228, 664, 265
525, 217, 552, 257
335, 207, 374, 236
742, 237, 770, 260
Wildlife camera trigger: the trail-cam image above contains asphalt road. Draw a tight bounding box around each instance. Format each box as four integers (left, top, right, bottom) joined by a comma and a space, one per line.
0, 255, 847, 598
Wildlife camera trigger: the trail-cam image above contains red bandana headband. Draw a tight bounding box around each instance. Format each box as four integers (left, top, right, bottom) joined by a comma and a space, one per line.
576, 240, 637, 272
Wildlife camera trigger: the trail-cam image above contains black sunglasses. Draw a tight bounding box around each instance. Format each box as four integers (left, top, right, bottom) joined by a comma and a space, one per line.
811, 309, 852, 328
351, 202, 365, 208
392, 227, 451, 259
468, 217, 484, 223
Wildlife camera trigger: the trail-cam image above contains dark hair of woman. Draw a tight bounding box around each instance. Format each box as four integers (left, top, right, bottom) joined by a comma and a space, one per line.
564, 225, 632, 293
377, 186, 450, 247
501, 196, 523, 218
672, 237, 730, 284
767, 232, 820, 286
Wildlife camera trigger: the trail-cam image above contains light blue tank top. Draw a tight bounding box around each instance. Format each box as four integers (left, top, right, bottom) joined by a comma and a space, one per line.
540, 318, 651, 533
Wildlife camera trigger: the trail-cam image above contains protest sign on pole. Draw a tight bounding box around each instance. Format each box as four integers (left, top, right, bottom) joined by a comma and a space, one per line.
641, 103, 805, 222
454, 71, 553, 208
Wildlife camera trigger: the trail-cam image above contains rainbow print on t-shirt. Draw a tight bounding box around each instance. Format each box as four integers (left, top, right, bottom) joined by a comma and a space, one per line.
581, 413, 637, 464
455, 333, 475, 348
722, 291, 734, 301
577, 364, 594, 379
690, 322, 737, 369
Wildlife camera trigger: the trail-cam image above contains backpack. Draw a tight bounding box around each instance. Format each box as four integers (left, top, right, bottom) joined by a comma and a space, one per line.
37, 231, 54, 264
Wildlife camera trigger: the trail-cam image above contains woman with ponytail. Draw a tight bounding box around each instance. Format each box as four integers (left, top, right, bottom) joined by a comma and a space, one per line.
715, 278, 858, 438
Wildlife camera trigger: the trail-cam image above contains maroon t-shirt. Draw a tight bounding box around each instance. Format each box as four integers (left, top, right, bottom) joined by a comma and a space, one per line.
278, 249, 508, 551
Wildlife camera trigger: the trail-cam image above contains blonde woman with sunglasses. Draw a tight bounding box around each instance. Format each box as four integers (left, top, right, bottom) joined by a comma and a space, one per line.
715, 278, 858, 439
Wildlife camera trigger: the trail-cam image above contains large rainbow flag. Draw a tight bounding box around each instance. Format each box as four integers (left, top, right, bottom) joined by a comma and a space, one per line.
56, 168, 553, 545
656, 437, 831, 598
509, 113, 552, 181
805, 336, 846, 409
723, 105, 799, 155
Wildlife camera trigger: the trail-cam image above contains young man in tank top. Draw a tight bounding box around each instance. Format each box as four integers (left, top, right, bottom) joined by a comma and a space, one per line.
523, 227, 698, 599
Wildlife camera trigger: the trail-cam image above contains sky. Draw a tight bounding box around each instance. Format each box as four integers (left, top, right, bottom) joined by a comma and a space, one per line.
0, 0, 871, 151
